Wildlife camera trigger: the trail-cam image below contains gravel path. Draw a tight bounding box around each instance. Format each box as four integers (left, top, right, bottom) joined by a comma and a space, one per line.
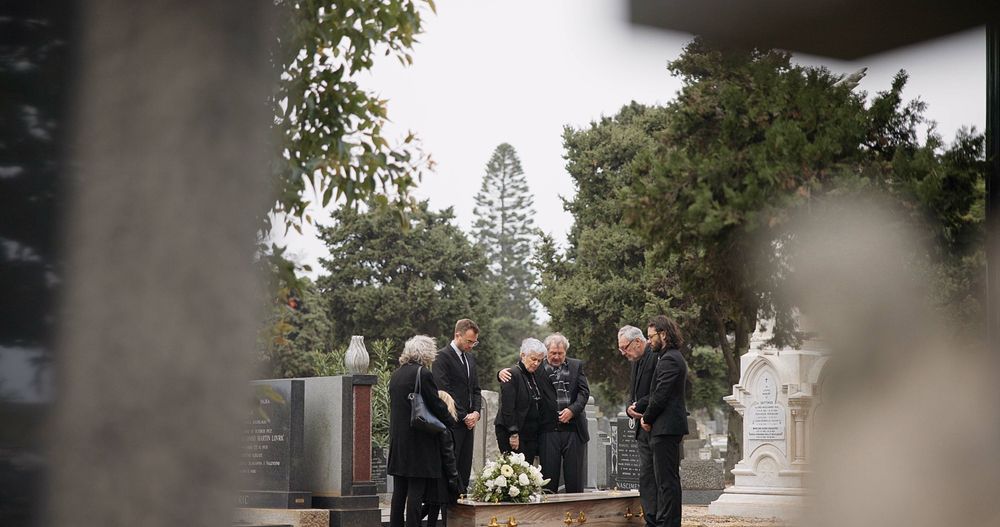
682, 505, 786, 527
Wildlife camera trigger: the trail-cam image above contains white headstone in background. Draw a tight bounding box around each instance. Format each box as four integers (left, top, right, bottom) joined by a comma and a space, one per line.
708, 327, 828, 521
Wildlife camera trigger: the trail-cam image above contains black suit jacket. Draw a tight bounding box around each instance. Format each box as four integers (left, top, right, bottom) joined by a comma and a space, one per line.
387, 362, 456, 478
642, 347, 689, 436
628, 346, 659, 438
496, 361, 536, 436
536, 357, 590, 442
433, 344, 482, 421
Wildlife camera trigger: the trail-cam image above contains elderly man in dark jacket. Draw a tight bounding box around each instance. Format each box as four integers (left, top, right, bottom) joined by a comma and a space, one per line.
619, 324, 657, 527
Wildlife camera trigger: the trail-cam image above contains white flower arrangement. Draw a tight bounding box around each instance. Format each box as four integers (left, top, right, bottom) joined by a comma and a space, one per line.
470, 452, 549, 503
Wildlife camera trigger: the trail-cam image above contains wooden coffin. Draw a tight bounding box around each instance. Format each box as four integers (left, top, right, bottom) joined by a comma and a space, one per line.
451, 491, 645, 527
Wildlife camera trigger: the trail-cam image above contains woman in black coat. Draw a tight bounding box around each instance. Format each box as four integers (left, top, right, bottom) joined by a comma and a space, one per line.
495, 338, 546, 464
388, 335, 456, 527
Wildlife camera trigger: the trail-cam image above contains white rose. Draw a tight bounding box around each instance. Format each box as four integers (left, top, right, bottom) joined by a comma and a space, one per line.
500, 465, 514, 477
494, 475, 507, 488
509, 486, 520, 497
485, 479, 495, 489
483, 466, 494, 479
511, 452, 525, 464
518, 473, 530, 486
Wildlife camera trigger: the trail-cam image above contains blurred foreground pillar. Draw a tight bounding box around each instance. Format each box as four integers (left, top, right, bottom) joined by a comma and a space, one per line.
47, 2, 274, 526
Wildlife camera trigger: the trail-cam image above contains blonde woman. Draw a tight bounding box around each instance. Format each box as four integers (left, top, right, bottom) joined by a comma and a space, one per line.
423, 390, 461, 527
388, 336, 455, 527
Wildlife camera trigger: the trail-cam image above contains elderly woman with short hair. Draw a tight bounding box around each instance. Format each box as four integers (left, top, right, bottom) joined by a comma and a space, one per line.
495, 338, 546, 465
388, 335, 456, 527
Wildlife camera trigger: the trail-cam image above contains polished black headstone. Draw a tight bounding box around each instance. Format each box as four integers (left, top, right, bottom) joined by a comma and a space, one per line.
238, 379, 310, 508
612, 416, 640, 490
371, 443, 388, 494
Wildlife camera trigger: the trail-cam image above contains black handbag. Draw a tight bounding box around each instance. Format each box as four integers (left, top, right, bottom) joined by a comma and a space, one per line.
409, 366, 447, 434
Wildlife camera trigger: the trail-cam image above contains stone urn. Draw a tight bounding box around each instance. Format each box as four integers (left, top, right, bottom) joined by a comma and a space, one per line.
345, 335, 370, 375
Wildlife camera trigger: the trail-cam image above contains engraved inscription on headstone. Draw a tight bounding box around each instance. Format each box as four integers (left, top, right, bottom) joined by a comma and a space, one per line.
372, 443, 389, 494
238, 379, 309, 508
748, 371, 785, 441
613, 416, 641, 490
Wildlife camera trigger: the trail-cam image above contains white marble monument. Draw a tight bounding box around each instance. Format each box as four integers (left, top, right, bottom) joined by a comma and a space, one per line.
708, 325, 828, 520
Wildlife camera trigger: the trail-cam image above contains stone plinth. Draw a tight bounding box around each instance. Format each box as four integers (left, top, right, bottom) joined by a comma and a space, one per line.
708, 340, 827, 521
233, 508, 329, 527
294, 375, 377, 502
681, 459, 725, 489
451, 491, 642, 527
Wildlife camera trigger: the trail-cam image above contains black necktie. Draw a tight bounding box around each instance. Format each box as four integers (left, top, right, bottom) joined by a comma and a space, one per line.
460, 352, 471, 408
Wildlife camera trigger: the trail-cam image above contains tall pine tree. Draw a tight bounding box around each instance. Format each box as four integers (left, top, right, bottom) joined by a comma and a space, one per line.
472, 143, 539, 360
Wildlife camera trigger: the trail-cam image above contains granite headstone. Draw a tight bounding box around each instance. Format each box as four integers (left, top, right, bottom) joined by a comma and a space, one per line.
238, 379, 310, 508
612, 416, 640, 490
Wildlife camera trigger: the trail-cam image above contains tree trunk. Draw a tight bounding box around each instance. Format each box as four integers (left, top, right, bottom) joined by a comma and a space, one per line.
720, 311, 756, 483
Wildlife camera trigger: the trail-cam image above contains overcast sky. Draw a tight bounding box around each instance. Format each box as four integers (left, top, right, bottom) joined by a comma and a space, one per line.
275, 0, 985, 276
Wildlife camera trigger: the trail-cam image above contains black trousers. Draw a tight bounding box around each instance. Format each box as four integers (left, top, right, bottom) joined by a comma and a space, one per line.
497, 429, 540, 466
452, 424, 475, 491
637, 429, 658, 527
389, 475, 431, 527
650, 434, 683, 527
540, 430, 585, 493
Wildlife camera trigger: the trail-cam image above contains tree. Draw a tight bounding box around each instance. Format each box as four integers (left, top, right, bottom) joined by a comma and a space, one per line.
269, 0, 435, 228
472, 143, 540, 356
258, 0, 438, 368
628, 38, 984, 475
537, 103, 699, 409
259, 0, 438, 304
257, 278, 334, 378
314, 200, 505, 389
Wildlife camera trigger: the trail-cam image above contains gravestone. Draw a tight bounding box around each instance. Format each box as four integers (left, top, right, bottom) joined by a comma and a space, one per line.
708, 328, 828, 521
371, 443, 388, 494
584, 396, 605, 489
291, 374, 379, 527
238, 379, 310, 508
473, 390, 501, 476
611, 415, 640, 490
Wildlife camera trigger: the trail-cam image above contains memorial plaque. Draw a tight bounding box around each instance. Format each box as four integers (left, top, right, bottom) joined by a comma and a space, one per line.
747, 371, 785, 441
238, 379, 310, 508
612, 416, 640, 490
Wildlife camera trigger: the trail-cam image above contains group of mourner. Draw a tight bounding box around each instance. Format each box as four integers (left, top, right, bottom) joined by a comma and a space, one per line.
388, 316, 689, 527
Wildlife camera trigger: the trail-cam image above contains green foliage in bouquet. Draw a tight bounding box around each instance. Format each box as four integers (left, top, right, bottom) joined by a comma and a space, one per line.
470, 452, 549, 504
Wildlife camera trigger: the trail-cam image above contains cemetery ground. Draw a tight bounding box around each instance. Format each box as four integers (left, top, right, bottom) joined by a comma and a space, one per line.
375, 497, 787, 527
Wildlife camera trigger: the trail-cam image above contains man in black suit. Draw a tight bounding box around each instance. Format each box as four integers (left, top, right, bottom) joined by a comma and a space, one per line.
432, 319, 482, 491
618, 324, 657, 527
640, 316, 689, 527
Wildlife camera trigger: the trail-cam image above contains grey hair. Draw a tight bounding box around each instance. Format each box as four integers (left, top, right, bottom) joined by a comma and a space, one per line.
543, 333, 570, 351
519, 338, 547, 357
618, 325, 647, 343
399, 335, 438, 367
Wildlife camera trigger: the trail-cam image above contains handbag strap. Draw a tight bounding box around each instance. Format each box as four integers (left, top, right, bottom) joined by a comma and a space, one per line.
413, 365, 422, 395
